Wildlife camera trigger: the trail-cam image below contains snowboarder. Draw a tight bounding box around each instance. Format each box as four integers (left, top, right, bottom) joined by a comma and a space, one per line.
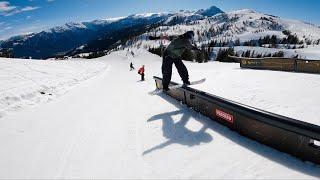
161, 31, 201, 91
138, 65, 145, 81
130, 50, 135, 57
126, 49, 135, 58
130, 62, 135, 71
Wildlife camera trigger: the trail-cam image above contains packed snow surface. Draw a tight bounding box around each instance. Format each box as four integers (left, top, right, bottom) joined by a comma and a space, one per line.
0, 50, 319, 179
0, 58, 108, 118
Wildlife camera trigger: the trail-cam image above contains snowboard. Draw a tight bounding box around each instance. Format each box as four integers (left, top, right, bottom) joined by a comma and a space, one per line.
149, 78, 206, 96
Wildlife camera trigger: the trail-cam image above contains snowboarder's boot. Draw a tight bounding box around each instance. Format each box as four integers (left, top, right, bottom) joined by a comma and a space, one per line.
163, 85, 170, 92
182, 80, 191, 87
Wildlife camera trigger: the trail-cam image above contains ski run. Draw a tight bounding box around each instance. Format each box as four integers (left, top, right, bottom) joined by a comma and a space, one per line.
0, 49, 320, 179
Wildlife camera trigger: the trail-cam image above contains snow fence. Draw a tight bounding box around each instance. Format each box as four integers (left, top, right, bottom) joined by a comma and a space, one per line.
153, 76, 320, 165
232, 57, 320, 74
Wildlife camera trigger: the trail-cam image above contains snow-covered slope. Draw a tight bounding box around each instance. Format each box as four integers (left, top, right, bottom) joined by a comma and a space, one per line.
131, 9, 320, 59
0, 50, 319, 179
138, 9, 320, 44
0, 58, 108, 118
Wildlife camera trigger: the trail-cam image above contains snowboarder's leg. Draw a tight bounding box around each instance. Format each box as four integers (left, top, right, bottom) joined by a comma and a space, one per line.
173, 58, 189, 84
162, 56, 173, 90
142, 73, 145, 81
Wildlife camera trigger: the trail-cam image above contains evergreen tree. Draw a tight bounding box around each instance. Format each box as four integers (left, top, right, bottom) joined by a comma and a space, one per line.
215, 47, 236, 62
0, 48, 13, 58
272, 51, 284, 57
234, 39, 241, 46
264, 53, 272, 57
256, 54, 262, 58
244, 50, 251, 57
270, 35, 277, 47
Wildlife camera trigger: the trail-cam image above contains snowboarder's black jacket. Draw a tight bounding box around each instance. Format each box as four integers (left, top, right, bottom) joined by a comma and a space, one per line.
163, 34, 200, 59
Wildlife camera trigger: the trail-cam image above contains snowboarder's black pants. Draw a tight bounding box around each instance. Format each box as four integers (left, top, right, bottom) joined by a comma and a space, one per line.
162, 56, 189, 89
141, 73, 145, 81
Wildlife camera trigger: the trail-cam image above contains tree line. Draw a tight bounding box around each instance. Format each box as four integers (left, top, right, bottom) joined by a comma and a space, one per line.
214, 47, 286, 62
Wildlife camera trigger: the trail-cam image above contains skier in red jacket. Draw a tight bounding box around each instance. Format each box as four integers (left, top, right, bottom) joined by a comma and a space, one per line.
138, 65, 145, 81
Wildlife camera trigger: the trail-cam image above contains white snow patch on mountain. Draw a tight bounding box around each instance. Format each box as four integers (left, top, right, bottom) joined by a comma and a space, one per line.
103, 16, 126, 22
132, 12, 165, 18
46, 22, 88, 33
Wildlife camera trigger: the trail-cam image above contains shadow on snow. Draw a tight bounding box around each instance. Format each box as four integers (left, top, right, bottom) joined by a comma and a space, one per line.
144, 93, 320, 178
144, 109, 212, 155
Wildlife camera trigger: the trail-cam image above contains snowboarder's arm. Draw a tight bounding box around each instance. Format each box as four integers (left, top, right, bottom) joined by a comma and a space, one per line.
148, 35, 178, 41
148, 36, 161, 40
191, 46, 201, 52
184, 40, 201, 52
168, 35, 179, 41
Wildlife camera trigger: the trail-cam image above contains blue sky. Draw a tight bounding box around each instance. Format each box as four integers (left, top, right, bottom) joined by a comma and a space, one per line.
0, 0, 320, 40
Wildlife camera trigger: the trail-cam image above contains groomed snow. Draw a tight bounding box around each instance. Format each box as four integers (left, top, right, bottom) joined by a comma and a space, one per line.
0, 58, 108, 118
0, 50, 319, 179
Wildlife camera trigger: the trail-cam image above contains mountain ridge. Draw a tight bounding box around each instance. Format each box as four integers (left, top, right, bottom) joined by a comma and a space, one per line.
1, 5, 320, 59
0, 5, 223, 59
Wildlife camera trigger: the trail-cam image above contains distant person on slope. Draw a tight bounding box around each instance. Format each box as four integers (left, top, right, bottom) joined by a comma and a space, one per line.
130, 62, 135, 71
138, 65, 145, 81
161, 31, 201, 91
130, 50, 135, 57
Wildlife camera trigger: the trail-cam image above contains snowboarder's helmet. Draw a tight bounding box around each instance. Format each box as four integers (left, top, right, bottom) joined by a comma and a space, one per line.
183, 31, 195, 39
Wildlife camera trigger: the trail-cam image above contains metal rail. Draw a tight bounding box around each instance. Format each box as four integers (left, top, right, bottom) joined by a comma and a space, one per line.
153, 76, 320, 164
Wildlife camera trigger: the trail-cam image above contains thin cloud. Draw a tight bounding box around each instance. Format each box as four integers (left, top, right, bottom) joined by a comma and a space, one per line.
0, 22, 13, 40
0, 25, 12, 33
4, 26, 11, 30
0, 1, 17, 12
0, 22, 44, 40
21, 6, 40, 12
0, 1, 40, 16
0, 21, 10, 28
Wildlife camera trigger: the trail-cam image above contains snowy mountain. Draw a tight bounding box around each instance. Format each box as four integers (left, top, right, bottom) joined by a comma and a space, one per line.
195, 5, 224, 17
1, 6, 320, 60
0, 6, 223, 59
144, 9, 318, 43
130, 9, 320, 60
